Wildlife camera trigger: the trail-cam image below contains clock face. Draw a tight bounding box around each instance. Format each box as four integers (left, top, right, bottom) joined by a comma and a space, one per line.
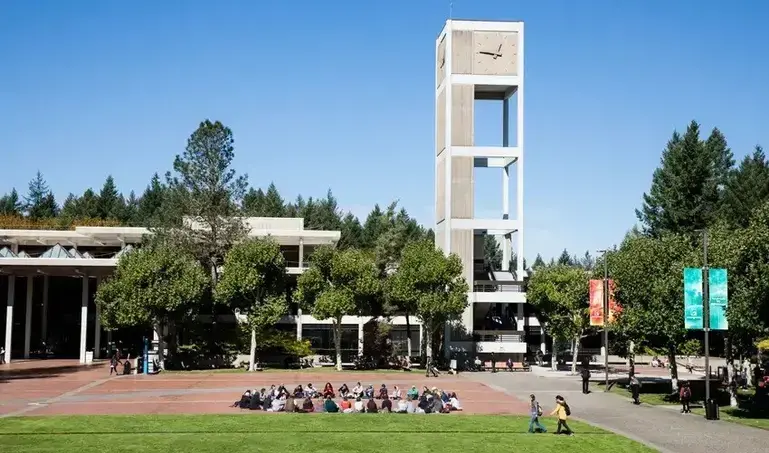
473, 32, 518, 76
437, 36, 447, 86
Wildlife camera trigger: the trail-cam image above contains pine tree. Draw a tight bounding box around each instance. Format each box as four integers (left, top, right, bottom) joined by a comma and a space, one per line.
97, 176, 125, 220
338, 212, 364, 249
137, 174, 166, 225
557, 249, 572, 266
261, 183, 285, 217
720, 146, 769, 227
531, 254, 546, 269
242, 188, 266, 215
483, 235, 503, 270
25, 171, 57, 219
636, 121, 732, 236
0, 189, 22, 216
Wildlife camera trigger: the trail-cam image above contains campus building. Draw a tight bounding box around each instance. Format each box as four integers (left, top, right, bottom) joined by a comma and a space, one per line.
435, 19, 546, 361
0, 217, 422, 365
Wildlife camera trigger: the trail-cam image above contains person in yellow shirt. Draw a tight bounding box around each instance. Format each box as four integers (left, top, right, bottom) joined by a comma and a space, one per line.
550, 395, 574, 435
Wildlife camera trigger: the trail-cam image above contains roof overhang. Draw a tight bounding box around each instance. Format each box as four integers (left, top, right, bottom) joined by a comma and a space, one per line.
0, 258, 117, 277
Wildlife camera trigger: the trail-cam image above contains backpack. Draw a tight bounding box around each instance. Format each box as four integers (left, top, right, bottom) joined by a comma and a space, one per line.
536, 403, 543, 416
681, 387, 691, 399
564, 403, 571, 416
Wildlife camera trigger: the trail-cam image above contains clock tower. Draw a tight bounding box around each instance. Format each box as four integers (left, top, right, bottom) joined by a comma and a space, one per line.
435, 20, 527, 357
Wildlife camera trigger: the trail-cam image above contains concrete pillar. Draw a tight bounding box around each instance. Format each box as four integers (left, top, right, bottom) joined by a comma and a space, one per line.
41, 276, 49, 344
4, 276, 15, 364
296, 308, 303, 340
357, 320, 364, 356
298, 238, 304, 268
540, 332, 547, 354
93, 277, 101, 359
79, 276, 89, 364
516, 303, 524, 331
418, 323, 424, 358
23, 276, 33, 358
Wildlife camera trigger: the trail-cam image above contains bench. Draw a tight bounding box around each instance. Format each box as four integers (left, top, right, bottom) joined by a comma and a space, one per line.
509, 362, 531, 372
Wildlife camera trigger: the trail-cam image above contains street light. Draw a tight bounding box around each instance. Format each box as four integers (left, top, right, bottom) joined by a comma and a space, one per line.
597, 249, 610, 391
696, 229, 712, 410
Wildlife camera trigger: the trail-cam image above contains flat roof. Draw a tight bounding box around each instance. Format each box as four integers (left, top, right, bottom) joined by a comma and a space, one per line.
0, 217, 341, 247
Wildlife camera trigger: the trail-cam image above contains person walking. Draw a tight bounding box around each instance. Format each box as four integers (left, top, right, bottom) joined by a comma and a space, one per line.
527, 394, 547, 433
550, 395, 573, 435
629, 373, 641, 405
580, 366, 591, 394
679, 381, 692, 413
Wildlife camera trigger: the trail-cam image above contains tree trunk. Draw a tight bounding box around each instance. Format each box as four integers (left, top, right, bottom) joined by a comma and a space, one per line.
570, 335, 580, 374
726, 334, 737, 407
334, 318, 343, 372
154, 322, 165, 371
405, 312, 412, 367
551, 341, 559, 371
667, 344, 678, 392
249, 328, 257, 372
628, 341, 636, 377
425, 323, 433, 361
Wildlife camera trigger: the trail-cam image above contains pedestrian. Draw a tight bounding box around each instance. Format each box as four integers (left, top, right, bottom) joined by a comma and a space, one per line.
629, 373, 641, 404
679, 381, 691, 413
109, 350, 122, 376
550, 395, 573, 435
0, 346, 5, 364
527, 394, 547, 433
581, 366, 591, 394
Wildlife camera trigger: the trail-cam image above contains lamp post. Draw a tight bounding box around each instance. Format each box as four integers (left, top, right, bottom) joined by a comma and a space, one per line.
699, 229, 712, 407
597, 249, 610, 391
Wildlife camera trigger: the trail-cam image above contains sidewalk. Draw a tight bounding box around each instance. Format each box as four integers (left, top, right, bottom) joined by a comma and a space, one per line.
468, 371, 769, 453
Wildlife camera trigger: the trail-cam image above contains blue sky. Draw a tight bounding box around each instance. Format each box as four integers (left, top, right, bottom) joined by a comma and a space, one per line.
1, 1, 767, 261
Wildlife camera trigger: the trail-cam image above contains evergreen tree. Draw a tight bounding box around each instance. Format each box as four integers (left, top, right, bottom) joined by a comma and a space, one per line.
59, 193, 79, 218
261, 182, 285, 217
0, 189, 22, 216
308, 189, 342, 230
338, 212, 364, 249
637, 121, 733, 236
137, 174, 166, 225
361, 204, 385, 248
556, 249, 572, 266
97, 175, 125, 220
78, 189, 101, 218
531, 254, 546, 269
483, 235, 503, 270
720, 145, 769, 227
25, 171, 57, 219
124, 191, 140, 225
242, 187, 266, 215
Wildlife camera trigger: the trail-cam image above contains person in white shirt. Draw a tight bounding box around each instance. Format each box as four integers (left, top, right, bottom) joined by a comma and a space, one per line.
352, 382, 363, 398
269, 395, 285, 412
391, 385, 402, 400
448, 392, 462, 411
353, 396, 365, 413
396, 399, 409, 413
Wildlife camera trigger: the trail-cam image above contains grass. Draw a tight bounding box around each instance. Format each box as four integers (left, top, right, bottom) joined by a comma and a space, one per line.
0, 414, 656, 453
593, 382, 678, 406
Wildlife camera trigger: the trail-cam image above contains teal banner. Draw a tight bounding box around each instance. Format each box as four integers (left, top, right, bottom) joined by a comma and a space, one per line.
684, 268, 704, 330
708, 268, 729, 331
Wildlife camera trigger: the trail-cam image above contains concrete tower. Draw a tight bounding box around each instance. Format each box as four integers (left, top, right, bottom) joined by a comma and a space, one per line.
435, 20, 530, 359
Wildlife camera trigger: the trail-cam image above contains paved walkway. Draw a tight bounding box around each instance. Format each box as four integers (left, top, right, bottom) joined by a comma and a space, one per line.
467, 371, 769, 453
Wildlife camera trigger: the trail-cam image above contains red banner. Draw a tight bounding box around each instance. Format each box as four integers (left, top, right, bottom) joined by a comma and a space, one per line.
589, 279, 620, 326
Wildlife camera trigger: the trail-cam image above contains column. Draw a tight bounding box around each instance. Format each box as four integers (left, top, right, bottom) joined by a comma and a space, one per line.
501, 98, 511, 272
23, 276, 33, 358
4, 276, 15, 364
516, 303, 524, 331
418, 324, 424, 358
357, 320, 364, 356
93, 277, 101, 359
298, 238, 304, 268
296, 308, 303, 340
41, 276, 49, 345
79, 276, 89, 364
540, 332, 547, 354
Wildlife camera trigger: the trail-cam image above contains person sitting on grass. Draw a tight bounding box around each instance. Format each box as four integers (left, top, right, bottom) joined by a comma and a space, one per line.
340, 396, 353, 413
390, 385, 402, 400
352, 382, 363, 398
248, 390, 263, 410
323, 382, 335, 398
324, 395, 340, 413
364, 385, 375, 399
285, 395, 297, 412
339, 383, 350, 398
378, 384, 389, 399
293, 384, 304, 398
302, 396, 315, 413
439, 389, 450, 403
431, 394, 445, 413
366, 397, 379, 413
396, 398, 409, 413
306, 383, 318, 398
269, 394, 286, 412
354, 396, 365, 413
381, 396, 393, 412
448, 392, 462, 411
407, 386, 419, 400
234, 390, 251, 408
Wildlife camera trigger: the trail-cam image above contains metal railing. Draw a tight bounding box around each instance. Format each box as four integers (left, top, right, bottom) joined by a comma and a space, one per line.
284, 261, 310, 268
474, 330, 526, 343
473, 280, 525, 292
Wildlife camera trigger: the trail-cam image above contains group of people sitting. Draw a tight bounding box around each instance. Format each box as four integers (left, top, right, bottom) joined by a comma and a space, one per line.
233, 381, 463, 414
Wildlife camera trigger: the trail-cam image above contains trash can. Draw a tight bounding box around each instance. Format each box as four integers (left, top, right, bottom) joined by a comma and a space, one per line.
705, 398, 720, 420
85, 350, 94, 365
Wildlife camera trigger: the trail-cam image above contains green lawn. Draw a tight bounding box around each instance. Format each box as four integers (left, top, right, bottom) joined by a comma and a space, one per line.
0, 414, 655, 453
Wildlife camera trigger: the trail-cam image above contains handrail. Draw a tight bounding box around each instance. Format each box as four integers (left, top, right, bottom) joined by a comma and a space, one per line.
474, 282, 525, 292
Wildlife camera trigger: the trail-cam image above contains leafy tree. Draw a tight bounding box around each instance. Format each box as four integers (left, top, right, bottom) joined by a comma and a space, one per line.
388, 240, 469, 359
483, 235, 503, 270
526, 264, 590, 372
0, 189, 22, 215
720, 146, 769, 227
96, 246, 209, 369
25, 171, 57, 219
294, 246, 380, 370
637, 121, 733, 237
609, 233, 694, 390
214, 238, 288, 371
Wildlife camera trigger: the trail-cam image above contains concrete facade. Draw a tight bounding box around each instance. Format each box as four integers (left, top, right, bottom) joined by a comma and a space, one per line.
436, 20, 538, 359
